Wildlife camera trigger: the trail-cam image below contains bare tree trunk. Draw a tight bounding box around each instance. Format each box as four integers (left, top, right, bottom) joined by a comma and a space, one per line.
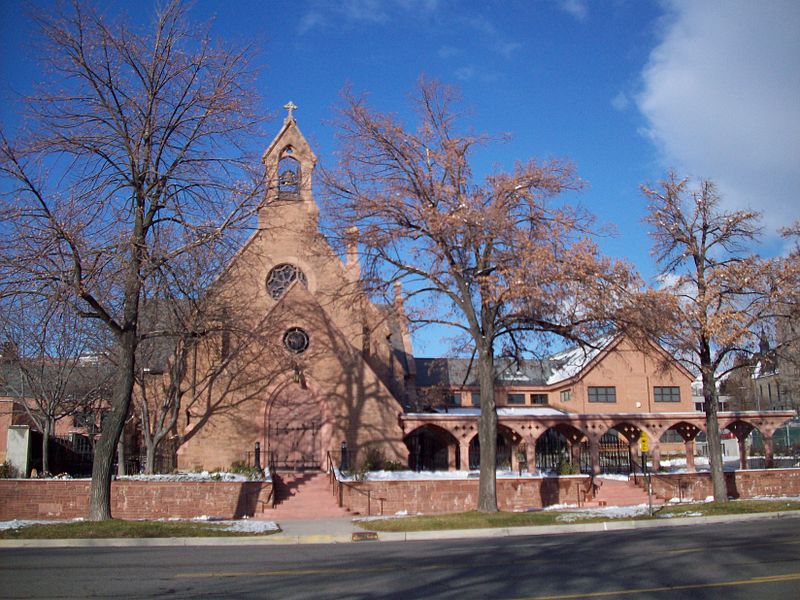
145, 439, 157, 475
88, 328, 137, 520
477, 345, 498, 513
701, 359, 728, 502
41, 419, 51, 476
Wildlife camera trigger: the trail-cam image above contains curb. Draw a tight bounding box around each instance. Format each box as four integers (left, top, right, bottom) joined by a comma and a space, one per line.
373, 510, 800, 542
2, 510, 799, 548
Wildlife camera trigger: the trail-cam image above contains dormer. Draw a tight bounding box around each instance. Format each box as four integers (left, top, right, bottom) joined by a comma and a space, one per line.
259, 102, 319, 229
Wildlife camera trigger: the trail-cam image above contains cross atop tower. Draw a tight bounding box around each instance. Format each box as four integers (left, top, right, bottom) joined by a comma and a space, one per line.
283, 100, 298, 122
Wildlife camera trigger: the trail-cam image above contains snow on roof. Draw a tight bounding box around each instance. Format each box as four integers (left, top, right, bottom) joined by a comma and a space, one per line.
545, 336, 615, 385
417, 407, 568, 417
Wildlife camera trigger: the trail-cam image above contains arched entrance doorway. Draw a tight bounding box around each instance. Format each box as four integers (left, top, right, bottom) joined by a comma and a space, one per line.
266, 381, 322, 470
405, 425, 456, 471
535, 425, 587, 474
468, 429, 512, 470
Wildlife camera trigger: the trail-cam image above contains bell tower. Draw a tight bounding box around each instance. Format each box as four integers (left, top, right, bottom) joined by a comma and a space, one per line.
259, 101, 319, 229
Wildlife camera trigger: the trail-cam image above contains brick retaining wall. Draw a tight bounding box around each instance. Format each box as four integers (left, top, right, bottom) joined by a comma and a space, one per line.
0, 479, 272, 520
646, 469, 800, 502
338, 476, 590, 516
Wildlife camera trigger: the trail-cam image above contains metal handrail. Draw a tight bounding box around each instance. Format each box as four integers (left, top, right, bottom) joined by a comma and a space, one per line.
325, 450, 380, 516
629, 455, 691, 502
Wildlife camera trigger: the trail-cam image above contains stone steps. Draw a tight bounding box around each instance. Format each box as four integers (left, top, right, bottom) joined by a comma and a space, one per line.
262, 471, 352, 520
584, 477, 663, 508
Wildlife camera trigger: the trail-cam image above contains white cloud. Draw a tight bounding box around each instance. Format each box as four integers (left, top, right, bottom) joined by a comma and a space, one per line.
637, 0, 800, 236
341, 0, 389, 23
558, 0, 589, 22
298, 0, 440, 34
611, 91, 630, 111
298, 11, 326, 35
438, 45, 459, 59
455, 66, 475, 81
494, 40, 522, 59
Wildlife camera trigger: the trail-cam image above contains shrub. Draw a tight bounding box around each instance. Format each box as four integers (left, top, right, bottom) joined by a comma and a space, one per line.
229, 460, 265, 480
0, 461, 17, 478
382, 460, 405, 472
557, 454, 579, 476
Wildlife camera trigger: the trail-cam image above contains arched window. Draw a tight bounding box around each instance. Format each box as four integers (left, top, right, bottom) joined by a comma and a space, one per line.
278, 148, 300, 194
266, 263, 308, 299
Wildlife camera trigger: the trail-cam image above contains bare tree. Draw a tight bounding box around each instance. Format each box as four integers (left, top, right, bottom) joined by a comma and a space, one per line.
643, 172, 786, 501
774, 221, 800, 409
0, 298, 111, 475
0, 1, 263, 519
323, 79, 639, 512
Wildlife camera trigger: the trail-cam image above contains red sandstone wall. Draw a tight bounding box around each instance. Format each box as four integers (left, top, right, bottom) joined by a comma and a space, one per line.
338, 476, 591, 516
0, 480, 272, 521
647, 469, 800, 501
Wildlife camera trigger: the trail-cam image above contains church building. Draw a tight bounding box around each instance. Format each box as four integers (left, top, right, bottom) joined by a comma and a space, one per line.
174, 106, 791, 477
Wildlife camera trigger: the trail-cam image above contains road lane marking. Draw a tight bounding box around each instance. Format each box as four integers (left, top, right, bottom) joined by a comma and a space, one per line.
511, 572, 800, 599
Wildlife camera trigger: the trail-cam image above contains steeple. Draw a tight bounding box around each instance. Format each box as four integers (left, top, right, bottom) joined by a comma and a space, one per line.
259, 101, 319, 229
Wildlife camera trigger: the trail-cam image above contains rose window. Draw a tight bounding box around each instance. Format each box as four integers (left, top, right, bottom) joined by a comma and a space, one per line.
283, 327, 310, 354
266, 263, 307, 299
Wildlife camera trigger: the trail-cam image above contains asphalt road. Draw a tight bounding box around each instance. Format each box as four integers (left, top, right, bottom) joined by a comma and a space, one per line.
2, 518, 800, 599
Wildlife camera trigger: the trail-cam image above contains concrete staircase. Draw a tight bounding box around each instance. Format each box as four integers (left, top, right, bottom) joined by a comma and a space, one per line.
263, 471, 352, 520
584, 476, 663, 508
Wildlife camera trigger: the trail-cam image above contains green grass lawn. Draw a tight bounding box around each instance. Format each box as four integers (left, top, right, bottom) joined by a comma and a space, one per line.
0, 520, 279, 540
356, 500, 800, 532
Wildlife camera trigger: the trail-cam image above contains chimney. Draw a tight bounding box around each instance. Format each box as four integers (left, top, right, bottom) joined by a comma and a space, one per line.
346, 226, 360, 278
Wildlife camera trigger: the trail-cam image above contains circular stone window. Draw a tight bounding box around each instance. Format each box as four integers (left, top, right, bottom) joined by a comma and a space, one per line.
267, 263, 308, 300
283, 327, 310, 354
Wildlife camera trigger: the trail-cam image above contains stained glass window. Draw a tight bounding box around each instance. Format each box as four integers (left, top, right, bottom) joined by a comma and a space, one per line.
283, 327, 309, 354
266, 264, 307, 299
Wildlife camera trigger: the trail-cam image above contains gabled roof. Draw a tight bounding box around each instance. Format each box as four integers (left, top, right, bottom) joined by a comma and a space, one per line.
414, 334, 691, 389
414, 356, 549, 388
262, 115, 317, 165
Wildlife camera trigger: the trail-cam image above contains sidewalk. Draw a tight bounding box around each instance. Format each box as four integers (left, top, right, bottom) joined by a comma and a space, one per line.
1, 510, 799, 548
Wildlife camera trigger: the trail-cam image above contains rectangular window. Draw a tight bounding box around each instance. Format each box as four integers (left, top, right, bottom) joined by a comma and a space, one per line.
471, 392, 480, 406
653, 386, 681, 402
448, 393, 462, 406
560, 389, 572, 402
588, 386, 616, 403
507, 393, 526, 405
532, 394, 548, 405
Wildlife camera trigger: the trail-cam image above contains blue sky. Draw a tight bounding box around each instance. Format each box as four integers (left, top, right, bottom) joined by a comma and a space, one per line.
1, 0, 798, 356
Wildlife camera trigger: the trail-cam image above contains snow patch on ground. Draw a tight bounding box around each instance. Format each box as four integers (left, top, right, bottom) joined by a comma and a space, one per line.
555, 504, 651, 522
7, 471, 271, 483
596, 474, 630, 482
0, 517, 279, 533
120, 471, 270, 483
337, 469, 587, 482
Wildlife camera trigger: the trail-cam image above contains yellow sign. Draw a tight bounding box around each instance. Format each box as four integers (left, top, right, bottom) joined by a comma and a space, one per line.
639, 432, 649, 453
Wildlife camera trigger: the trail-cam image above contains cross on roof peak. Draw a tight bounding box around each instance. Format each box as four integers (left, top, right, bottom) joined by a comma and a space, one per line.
283, 100, 298, 122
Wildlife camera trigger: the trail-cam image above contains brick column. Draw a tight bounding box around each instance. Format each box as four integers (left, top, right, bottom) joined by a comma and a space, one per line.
764, 435, 774, 468
684, 439, 696, 473
589, 436, 602, 476
650, 440, 661, 471
459, 441, 470, 472
525, 438, 537, 473
448, 443, 457, 469
738, 436, 748, 470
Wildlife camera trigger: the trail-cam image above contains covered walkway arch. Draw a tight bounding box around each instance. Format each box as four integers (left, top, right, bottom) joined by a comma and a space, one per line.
401, 410, 795, 474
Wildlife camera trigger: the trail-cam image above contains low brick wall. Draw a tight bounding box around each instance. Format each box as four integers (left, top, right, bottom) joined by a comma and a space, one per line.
0, 479, 272, 521
338, 476, 590, 516
648, 468, 800, 502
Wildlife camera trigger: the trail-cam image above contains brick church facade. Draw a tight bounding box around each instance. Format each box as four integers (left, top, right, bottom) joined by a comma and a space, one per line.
173, 108, 793, 476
